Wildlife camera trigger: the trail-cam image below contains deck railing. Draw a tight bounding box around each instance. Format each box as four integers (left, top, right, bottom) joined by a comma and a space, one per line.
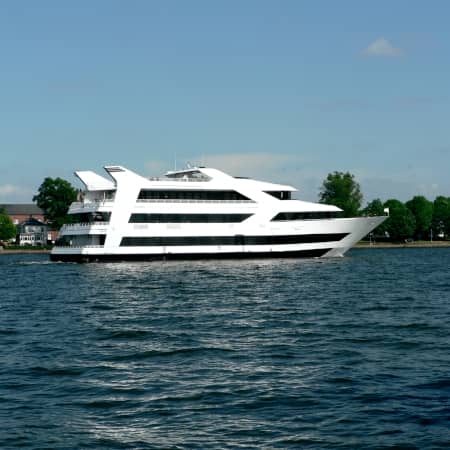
53, 245, 104, 249
70, 200, 114, 209
61, 222, 109, 230
148, 176, 211, 182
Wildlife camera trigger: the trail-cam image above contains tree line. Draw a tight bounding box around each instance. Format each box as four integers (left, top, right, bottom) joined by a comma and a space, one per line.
319, 171, 450, 242
1, 173, 450, 243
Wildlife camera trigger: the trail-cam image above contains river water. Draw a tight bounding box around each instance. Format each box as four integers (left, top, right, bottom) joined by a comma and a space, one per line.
1, 248, 449, 449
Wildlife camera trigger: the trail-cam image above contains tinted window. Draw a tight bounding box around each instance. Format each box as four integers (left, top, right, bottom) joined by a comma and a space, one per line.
129, 214, 252, 223
138, 190, 250, 201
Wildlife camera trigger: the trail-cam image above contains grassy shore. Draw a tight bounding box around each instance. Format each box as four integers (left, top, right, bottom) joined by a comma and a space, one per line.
0, 248, 50, 254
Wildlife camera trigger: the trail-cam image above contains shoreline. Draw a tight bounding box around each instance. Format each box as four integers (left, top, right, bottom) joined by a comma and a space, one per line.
355, 241, 450, 249
0, 249, 50, 254
1, 241, 450, 255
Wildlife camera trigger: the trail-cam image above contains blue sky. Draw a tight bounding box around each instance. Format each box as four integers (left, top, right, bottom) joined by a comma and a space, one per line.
1, 0, 449, 203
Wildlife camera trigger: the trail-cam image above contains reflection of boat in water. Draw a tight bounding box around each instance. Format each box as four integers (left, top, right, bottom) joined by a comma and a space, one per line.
50, 165, 387, 262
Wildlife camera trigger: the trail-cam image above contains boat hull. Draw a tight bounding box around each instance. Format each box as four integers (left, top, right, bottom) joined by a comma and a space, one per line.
50, 216, 386, 262
50, 247, 331, 263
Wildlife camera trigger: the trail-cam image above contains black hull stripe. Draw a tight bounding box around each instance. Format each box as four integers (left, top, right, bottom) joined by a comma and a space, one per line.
120, 233, 348, 247
50, 248, 331, 263
129, 213, 252, 223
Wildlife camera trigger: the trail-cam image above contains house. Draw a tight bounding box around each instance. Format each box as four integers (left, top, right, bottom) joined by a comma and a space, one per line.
17, 217, 49, 246
0, 204, 45, 225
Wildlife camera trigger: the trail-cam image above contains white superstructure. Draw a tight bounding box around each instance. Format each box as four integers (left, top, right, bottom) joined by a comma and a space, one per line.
50, 165, 386, 262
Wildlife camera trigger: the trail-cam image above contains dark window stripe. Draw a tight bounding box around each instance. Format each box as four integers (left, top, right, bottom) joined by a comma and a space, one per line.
138, 190, 250, 201
120, 234, 348, 247
56, 234, 106, 246
69, 212, 111, 223
272, 212, 342, 221
264, 191, 292, 200
129, 213, 252, 223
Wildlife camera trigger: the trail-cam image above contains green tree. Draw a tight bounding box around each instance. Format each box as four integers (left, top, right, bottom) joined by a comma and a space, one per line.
0, 210, 16, 242
432, 196, 450, 238
363, 198, 384, 216
383, 199, 415, 241
405, 195, 433, 240
33, 177, 77, 229
363, 198, 388, 236
319, 171, 363, 217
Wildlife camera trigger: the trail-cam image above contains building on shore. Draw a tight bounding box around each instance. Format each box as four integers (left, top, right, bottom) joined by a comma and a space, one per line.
0, 204, 44, 225
0, 204, 58, 245
17, 217, 49, 246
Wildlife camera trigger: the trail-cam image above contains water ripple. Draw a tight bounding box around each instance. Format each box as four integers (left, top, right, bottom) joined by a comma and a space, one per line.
1, 249, 450, 449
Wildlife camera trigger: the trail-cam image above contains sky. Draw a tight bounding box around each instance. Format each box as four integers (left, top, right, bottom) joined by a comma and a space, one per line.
0, 0, 449, 204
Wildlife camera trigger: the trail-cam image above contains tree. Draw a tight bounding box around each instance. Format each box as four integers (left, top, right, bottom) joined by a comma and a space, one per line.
383, 199, 415, 242
363, 198, 384, 217
405, 195, 433, 240
432, 196, 450, 238
319, 171, 363, 217
0, 211, 16, 242
33, 177, 77, 229
363, 198, 388, 237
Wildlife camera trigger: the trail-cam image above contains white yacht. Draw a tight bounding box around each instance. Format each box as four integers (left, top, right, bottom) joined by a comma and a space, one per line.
50, 165, 386, 262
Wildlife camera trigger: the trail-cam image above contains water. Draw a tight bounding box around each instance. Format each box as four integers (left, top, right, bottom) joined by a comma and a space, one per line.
1, 248, 450, 449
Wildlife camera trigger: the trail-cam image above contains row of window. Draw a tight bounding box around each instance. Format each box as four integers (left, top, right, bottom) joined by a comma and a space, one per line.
56, 234, 106, 246
120, 233, 348, 247
129, 214, 252, 223
70, 212, 111, 223
272, 212, 342, 221
138, 190, 250, 201
128, 212, 341, 223
137, 190, 296, 201
67, 211, 342, 225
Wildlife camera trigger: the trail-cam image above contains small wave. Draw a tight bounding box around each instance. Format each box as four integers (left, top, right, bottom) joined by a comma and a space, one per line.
415, 379, 450, 390
395, 295, 416, 302
29, 366, 84, 376
17, 260, 53, 266
327, 377, 355, 384
376, 429, 403, 435
99, 329, 156, 340
274, 436, 329, 446
0, 329, 18, 335
391, 341, 423, 350
112, 346, 234, 361
396, 322, 441, 331
355, 392, 386, 404
90, 304, 115, 310
80, 399, 135, 409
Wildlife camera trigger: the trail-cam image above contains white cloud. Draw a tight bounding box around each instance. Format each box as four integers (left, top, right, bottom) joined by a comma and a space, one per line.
0, 184, 24, 196
0, 184, 34, 201
362, 37, 403, 57
144, 152, 316, 195
146, 152, 300, 179
144, 159, 172, 177
359, 175, 448, 203
200, 152, 296, 177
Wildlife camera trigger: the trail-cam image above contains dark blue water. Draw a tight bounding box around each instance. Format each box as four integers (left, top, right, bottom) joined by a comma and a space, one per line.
1, 248, 450, 449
